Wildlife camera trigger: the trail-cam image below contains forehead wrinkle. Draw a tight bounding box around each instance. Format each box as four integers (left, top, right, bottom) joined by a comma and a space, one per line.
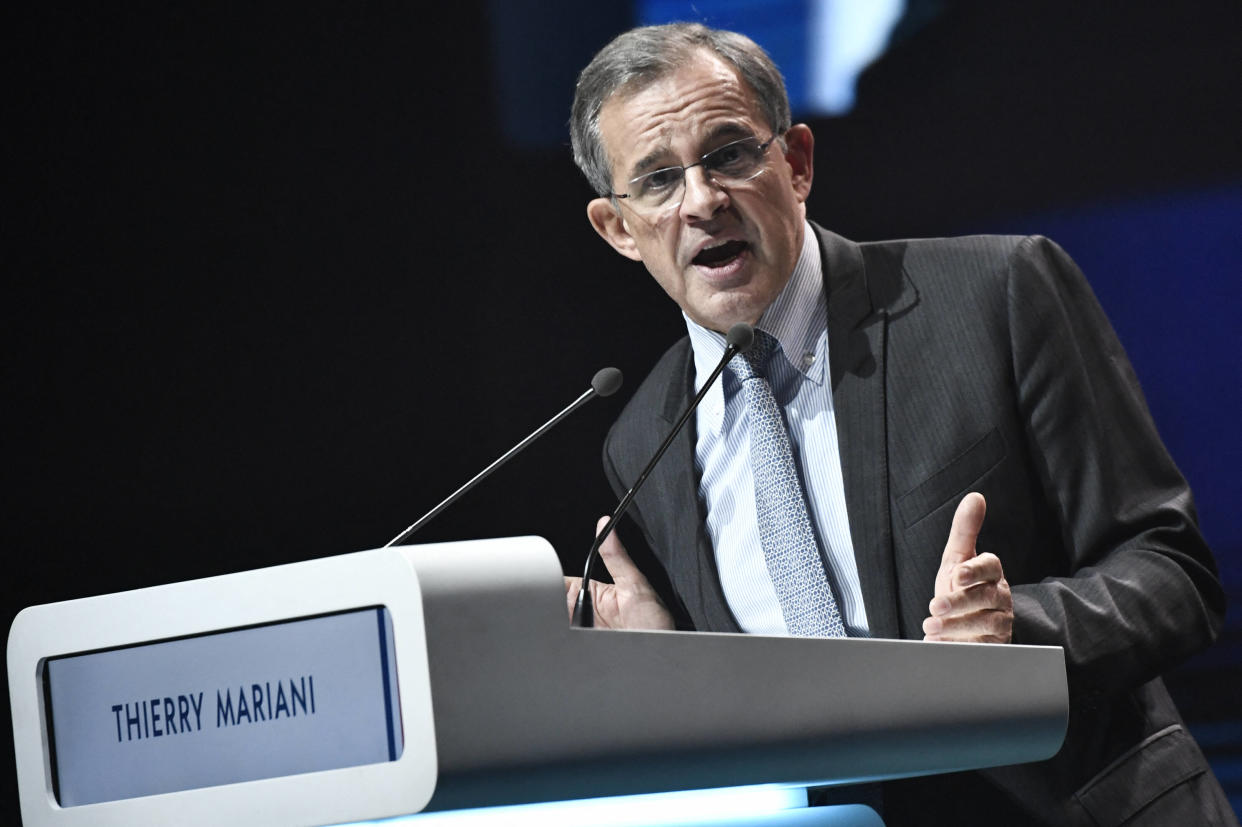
629, 120, 758, 180
600, 51, 765, 183
612, 100, 762, 181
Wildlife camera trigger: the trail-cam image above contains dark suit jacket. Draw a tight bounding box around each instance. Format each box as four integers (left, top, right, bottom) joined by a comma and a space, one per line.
602, 225, 1232, 826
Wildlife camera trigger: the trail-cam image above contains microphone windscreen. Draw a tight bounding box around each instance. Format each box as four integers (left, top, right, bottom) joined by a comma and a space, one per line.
591, 367, 624, 397
726, 323, 755, 352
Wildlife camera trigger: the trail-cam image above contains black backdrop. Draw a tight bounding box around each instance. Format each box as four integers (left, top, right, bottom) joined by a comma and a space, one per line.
5, 1, 1241, 817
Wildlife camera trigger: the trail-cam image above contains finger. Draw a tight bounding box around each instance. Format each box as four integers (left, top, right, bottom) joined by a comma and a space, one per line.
949, 552, 1004, 591
935, 493, 987, 595
929, 577, 1011, 618
922, 607, 1012, 643
594, 516, 651, 589
564, 576, 583, 618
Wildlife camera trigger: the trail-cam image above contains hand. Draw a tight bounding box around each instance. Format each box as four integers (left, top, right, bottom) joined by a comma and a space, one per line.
922, 493, 1013, 643
564, 517, 675, 630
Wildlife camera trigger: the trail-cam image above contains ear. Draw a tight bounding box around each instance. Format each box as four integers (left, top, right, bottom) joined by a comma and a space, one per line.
783, 123, 814, 203
587, 197, 644, 262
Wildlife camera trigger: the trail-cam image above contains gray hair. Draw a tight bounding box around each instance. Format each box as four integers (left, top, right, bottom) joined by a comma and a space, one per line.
570, 23, 792, 197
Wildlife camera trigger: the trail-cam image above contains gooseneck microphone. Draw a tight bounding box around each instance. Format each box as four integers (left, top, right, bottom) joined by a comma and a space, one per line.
385, 366, 623, 547
572, 323, 754, 627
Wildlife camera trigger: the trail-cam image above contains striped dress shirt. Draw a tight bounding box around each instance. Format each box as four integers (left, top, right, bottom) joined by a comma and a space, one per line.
686, 222, 869, 636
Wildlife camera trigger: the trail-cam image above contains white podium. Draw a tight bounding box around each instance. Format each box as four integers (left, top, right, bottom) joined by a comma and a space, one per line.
9, 537, 1067, 826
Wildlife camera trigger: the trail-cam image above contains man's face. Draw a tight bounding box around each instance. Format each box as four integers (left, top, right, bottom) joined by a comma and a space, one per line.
587, 50, 814, 333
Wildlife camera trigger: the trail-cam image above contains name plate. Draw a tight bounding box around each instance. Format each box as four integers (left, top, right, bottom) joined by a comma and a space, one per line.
45, 606, 402, 806
9, 544, 440, 827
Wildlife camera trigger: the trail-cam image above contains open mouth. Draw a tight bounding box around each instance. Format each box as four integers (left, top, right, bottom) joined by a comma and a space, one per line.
693, 239, 749, 268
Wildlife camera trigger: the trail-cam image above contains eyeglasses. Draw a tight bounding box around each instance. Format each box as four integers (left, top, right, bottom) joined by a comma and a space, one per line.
611, 134, 780, 215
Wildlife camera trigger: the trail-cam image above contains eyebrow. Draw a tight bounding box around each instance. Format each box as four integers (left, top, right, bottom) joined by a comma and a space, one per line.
625, 122, 758, 180
705, 122, 755, 145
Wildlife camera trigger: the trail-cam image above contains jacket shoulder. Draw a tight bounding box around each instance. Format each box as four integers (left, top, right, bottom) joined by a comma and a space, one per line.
860, 234, 1076, 281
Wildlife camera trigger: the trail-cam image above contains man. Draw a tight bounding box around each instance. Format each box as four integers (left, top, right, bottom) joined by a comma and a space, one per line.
565, 23, 1232, 826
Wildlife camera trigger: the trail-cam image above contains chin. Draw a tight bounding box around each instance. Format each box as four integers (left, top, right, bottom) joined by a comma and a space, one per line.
692, 298, 764, 333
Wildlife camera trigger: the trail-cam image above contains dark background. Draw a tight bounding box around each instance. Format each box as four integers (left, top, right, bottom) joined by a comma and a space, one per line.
5, 1, 1240, 819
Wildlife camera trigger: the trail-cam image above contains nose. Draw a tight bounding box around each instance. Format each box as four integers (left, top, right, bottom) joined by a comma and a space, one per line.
677, 164, 729, 221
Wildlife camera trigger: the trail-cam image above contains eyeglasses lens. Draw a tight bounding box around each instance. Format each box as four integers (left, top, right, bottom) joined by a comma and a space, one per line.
625, 136, 770, 211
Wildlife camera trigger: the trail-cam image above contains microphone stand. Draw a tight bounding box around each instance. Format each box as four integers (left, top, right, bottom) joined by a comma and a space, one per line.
386, 367, 622, 547
572, 324, 753, 627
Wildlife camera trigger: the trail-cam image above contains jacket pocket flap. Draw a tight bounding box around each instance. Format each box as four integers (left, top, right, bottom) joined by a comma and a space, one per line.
896, 427, 1005, 527
1074, 724, 1207, 825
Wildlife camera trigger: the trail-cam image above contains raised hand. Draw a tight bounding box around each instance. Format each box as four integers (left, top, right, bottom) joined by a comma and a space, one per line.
922, 493, 1013, 643
564, 517, 675, 630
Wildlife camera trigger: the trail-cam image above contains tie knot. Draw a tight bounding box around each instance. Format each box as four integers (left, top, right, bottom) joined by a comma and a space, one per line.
732, 328, 779, 381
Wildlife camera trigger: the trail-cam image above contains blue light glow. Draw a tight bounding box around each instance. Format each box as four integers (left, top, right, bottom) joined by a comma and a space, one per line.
336, 783, 809, 826
638, 0, 906, 116
808, 0, 905, 114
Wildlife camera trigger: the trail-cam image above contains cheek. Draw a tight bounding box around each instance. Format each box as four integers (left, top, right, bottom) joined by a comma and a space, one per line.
639, 229, 680, 267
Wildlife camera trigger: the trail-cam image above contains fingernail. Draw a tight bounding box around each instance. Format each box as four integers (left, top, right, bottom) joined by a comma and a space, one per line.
930, 597, 949, 615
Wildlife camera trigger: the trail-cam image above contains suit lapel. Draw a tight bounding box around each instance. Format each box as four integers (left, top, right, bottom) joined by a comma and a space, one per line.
815, 225, 903, 639
655, 348, 742, 632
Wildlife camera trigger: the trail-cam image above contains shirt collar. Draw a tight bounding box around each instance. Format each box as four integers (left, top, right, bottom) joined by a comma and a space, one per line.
685, 221, 826, 434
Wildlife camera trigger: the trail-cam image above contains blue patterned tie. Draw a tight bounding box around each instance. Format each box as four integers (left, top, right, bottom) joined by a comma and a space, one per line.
732, 329, 846, 637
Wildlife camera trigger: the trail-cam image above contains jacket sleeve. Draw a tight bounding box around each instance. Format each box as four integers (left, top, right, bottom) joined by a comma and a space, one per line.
1005, 235, 1225, 694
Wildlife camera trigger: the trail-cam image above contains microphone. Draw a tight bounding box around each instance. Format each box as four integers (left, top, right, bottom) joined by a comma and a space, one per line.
572, 323, 754, 627
385, 366, 624, 547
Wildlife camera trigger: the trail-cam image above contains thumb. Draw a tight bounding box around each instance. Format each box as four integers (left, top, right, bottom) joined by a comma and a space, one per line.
935, 493, 986, 595
595, 516, 647, 589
